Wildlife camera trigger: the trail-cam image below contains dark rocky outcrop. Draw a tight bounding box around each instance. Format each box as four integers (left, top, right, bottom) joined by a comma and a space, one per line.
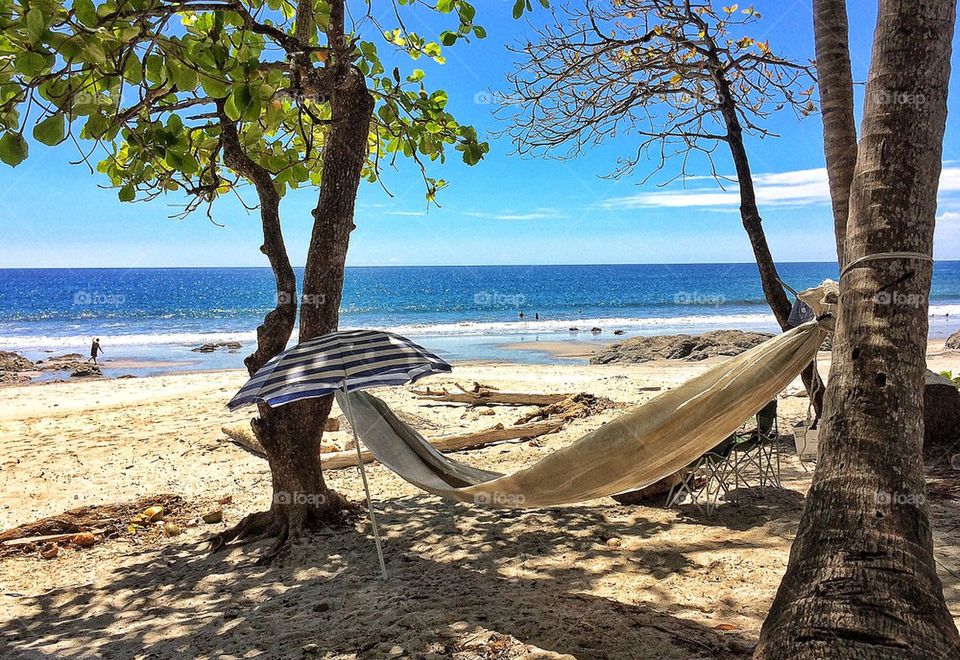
946, 330, 960, 350
924, 369, 960, 465
36, 354, 87, 372
0, 351, 36, 385
192, 341, 243, 353
70, 363, 102, 378
0, 351, 34, 372
590, 329, 773, 364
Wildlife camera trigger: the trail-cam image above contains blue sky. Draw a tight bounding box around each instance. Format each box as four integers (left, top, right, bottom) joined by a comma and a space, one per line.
2, 0, 960, 268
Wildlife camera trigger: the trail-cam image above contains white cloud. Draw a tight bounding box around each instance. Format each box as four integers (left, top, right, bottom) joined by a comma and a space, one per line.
600, 165, 960, 212
464, 208, 566, 221
383, 210, 427, 217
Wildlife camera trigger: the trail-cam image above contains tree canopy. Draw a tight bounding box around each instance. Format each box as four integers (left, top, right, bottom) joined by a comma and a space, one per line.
504, 0, 815, 182
0, 0, 491, 213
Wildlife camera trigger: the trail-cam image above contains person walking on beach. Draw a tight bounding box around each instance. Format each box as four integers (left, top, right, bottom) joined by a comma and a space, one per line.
89, 338, 104, 364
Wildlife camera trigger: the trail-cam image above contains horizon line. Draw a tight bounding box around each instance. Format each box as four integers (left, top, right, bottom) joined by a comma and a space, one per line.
2, 259, 959, 270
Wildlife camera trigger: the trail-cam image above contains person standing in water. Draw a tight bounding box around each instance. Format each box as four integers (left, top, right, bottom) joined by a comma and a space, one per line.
89, 338, 104, 364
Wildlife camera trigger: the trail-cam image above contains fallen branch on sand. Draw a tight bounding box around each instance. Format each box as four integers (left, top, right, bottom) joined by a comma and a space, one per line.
0, 494, 186, 554
221, 419, 565, 468
413, 382, 572, 407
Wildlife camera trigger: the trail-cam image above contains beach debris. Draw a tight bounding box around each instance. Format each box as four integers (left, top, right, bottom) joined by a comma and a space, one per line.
515, 392, 617, 425
591, 329, 773, 365
606, 537, 622, 548
302, 643, 320, 655
218, 495, 234, 505
201, 509, 223, 524
413, 382, 571, 407
0, 494, 187, 557
39, 543, 58, 560
325, 416, 341, 432
2, 529, 106, 548
220, 424, 267, 458
191, 341, 242, 353
71, 532, 97, 547
163, 522, 182, 537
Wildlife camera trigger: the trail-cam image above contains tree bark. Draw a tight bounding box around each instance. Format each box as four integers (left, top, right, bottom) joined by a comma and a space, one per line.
813, 0, 859, 268
210, 0, 374, 559
757, 1, 959, 656
711, 59, 826, 418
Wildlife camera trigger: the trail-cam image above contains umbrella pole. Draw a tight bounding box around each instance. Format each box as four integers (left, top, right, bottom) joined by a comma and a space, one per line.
342, 391, 388, 580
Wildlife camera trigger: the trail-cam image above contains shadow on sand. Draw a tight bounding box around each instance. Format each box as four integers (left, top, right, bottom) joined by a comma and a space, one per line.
2, 488, 815, 658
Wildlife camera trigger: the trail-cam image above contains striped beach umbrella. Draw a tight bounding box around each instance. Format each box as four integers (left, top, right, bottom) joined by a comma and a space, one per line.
227, 329, 452, 579
228, 329, 451, 411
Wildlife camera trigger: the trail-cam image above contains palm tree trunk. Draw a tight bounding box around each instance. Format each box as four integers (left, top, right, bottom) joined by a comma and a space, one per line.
757, 1, 959, 656
813, 0, 859, 267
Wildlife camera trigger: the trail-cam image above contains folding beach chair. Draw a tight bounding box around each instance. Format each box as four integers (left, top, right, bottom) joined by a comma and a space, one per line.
665, 434, 738, 515
724, 400, 782, 491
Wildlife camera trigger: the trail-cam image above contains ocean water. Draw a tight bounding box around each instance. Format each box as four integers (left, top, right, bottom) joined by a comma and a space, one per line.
1, 263, 958, 375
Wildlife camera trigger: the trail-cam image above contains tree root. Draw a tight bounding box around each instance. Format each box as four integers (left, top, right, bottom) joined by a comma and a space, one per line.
208, 491, 362, 563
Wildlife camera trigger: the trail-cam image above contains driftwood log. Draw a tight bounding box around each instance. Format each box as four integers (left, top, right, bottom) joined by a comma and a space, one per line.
221, 419, 564, 468
413, 382, 571, 407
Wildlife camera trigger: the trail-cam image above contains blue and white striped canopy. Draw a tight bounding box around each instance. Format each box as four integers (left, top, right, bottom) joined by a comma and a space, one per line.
228, 329, 451, 410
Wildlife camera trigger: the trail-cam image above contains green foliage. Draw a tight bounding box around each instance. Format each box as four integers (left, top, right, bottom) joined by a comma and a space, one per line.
0, 0, 491, 210
940, 371, 960, 389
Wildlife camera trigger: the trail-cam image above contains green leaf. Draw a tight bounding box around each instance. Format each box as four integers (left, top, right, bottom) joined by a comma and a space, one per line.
200, 74, 229, 99
14, 52, 50, 77
33, 113, 66, 146
0, 132, 28, 167
74, 0, 99, 27
512, 0, 524, 19
440, 31, 458, 46
26, 8, 47, 45
118, 185, 135, 202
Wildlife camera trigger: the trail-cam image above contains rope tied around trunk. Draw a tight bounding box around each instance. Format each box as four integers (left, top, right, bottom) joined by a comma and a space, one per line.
840, 251, 934, 279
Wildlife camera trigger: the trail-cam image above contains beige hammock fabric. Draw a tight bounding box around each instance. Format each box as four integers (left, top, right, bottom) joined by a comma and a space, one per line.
336, 282, 837, 509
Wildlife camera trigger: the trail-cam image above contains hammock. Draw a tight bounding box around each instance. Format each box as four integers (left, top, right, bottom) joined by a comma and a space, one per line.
336, 282, 837, 508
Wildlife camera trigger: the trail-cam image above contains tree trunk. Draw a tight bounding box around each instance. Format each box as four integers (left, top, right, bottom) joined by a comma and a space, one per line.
712, 63, 826, 418
213, 103, 356, 559
813, 0, 859, 268
210, 0, 375, 557
757, 1, 959, 656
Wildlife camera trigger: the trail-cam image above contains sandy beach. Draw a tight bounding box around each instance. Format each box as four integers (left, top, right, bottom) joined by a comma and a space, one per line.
0, 343, 958, 658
